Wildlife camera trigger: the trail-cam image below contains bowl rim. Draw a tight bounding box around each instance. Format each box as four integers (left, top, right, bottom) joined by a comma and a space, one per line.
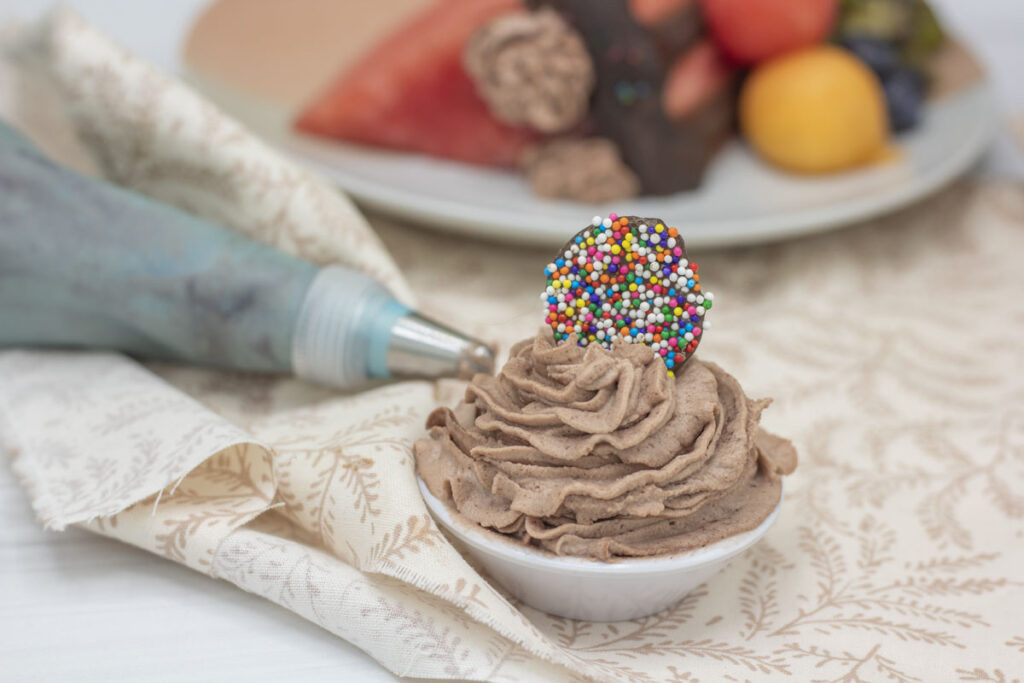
417, 476, 784, 575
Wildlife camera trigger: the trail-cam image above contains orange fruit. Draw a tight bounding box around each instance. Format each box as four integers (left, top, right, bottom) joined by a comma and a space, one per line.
740, 46, 890, 174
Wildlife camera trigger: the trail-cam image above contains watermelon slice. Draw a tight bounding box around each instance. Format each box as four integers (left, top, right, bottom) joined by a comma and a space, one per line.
294, 0, 537, 168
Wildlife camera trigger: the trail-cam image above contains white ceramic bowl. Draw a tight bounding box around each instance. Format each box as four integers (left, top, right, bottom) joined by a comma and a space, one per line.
418, 478, 784, 621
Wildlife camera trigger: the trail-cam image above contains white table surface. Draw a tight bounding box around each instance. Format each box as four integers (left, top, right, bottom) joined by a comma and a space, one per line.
1, 1, 1022, 681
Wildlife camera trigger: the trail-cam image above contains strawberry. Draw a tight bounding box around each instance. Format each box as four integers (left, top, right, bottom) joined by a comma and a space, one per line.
628, 0, 694, 25
700, 0, 838, 65
661, 39, 734, 120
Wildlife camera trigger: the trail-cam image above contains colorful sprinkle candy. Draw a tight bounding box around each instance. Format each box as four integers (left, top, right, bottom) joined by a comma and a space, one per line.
541, 214, 713, 378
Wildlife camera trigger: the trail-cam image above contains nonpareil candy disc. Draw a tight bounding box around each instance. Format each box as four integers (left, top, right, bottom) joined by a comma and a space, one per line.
541, 213, 713, 376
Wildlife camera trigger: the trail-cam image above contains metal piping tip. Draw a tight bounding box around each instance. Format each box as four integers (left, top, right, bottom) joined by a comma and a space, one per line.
386, 312, 496, 380
458, 341, 496, 379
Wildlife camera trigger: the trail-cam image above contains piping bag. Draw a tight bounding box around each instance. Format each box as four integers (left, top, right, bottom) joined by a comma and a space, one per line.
0, 122, 494, 387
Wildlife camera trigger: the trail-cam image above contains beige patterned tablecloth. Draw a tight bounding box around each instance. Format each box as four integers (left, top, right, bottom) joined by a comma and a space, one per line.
2, 10, 1024, 683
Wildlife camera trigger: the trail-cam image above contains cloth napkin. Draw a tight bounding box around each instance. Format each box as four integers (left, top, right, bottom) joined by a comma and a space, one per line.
2, 10, 1023, 682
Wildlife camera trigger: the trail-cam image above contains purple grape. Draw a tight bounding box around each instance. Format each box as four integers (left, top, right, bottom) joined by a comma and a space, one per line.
840, 36, 900, 78
883, 67, 926, 133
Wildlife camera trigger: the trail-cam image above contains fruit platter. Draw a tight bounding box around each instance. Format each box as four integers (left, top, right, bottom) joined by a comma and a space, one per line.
184, 0, 996, 246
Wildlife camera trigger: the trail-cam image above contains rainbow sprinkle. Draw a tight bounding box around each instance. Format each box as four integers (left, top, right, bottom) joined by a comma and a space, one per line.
541, 213, 713, 377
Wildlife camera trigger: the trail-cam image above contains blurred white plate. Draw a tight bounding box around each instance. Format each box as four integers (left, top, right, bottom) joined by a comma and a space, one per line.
183, 0, 996, 248
202, 77, 995, 248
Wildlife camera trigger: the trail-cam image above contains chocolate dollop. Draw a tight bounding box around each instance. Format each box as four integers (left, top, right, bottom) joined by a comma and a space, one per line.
463, 8, 594, 134
522, 138, 640, 203
414, 329, 797, 561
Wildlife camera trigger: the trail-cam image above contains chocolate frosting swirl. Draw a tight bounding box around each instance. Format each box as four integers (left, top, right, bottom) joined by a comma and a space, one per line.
414, 329, 797, 561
